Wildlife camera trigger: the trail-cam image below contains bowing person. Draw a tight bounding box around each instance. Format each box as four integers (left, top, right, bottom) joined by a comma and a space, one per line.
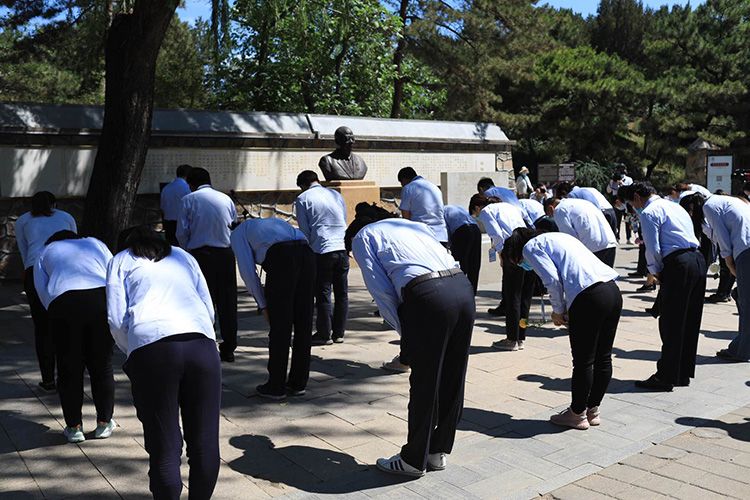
398, 167, 449, 244
519, 198, 545, 227
619, 183, 706, 391
503, 229, 621, 429
546, 197, 618, 267
14, 191, 77, 391
160, 164, 192, 246
348, 217, 475, 476
557, 183, 618, 234
35, 230, 115, 443
443, 205, 481, 294
177, 167, 238, 362
230, 217, 315, 399
107, 226, 220, 500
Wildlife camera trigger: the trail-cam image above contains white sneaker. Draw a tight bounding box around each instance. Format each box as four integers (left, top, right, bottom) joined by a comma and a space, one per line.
63, 426, 85, 443
586, 407, 601, 426
427, 452, 447, 471
517, 340, 525, 350
376, 454, 425, 477
492, 338, 519, 351
94, 419, 116, 439
382, 354, 410, 373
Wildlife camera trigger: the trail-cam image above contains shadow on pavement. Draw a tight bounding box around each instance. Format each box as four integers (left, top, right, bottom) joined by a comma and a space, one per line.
674, 416, 750, 442
459, 407, 566, 438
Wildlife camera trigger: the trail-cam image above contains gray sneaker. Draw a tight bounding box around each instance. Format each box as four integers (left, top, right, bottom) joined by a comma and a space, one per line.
492, 339, 519, 351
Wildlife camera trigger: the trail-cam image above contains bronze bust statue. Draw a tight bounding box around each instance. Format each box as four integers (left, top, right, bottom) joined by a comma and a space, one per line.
318, 126, 368, 181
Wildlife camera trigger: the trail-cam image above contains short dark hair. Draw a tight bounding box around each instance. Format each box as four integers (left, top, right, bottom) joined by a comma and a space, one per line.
176, 164, 192, 178
742, 181, 750, 192
502, 227, 538, 264
469, 193, 491, 214
543, 196, 560, 211
619, 181, 655, 202
30, 191, 56, 217
120, 225, 171, 262
534, 216, 559, 233
555, 182, 573, 197
344, 204, 397, 252
45, 230, 82, 245
397, 167, 417, 183
477, 178, 495, 192
296, 170, 319, 189
186, 167, 211, 188
679, 193, 706, 238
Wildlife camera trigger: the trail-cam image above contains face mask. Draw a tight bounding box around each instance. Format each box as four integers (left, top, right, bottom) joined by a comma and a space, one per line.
518, 260, 534, 272
635, 207, 644, 216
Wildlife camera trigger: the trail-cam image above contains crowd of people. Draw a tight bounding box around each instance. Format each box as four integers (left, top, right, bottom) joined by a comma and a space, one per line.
12, 163, 750, 498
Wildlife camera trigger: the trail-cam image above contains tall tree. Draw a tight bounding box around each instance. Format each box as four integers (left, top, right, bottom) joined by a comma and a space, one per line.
390, 0, 410, 118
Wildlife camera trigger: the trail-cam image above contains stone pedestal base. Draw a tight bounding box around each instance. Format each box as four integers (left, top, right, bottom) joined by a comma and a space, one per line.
323, 180, 381, 224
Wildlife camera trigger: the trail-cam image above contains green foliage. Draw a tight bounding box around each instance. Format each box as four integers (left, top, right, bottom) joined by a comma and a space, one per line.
154, 18, 206, 108
573, 160, 615, 192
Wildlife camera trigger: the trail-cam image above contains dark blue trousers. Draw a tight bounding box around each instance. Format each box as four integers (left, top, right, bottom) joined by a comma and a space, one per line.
124, 334, 221, 500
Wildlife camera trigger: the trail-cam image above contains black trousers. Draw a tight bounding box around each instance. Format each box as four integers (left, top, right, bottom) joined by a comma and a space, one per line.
637, 243, 648, 276
398, 273, 475, 470
615, 210, 632, 241
24, 267, 55, 383
315, 250, 349, 340
262, 241, 316, 391
163, 220, 178, 247
450, 224, 481, 294
657, 249, 707, 384
124, 334, 221, 500
594, 247, 616, 268
48, 288, 114, 427
567, 281, 622, 413
603, 209, 617, 235
502, 261, 535, 341
191, 247, 238, 354
717, 257, 736, 296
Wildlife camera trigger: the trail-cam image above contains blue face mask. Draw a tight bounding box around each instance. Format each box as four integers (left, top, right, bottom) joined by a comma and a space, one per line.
518, 260, 534, 272
635, 207, 644, 216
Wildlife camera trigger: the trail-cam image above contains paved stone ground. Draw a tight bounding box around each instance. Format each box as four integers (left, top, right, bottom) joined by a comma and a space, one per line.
1, 243, 749, 499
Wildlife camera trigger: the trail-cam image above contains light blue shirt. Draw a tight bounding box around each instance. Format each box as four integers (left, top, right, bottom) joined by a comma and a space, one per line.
160, 177, 191, 221
230, 218, 307, 309
688, 184, 712, 198
523, 232, 619, 314
177, 185, 238, 250
15, 209, 77, 269
569, 186, 614, 211
294, 184, 346, 254
484, 186, 523, 209
400, 176, 448, 242
34, 237, 112, 309
106, 247, 216, 357
478, 203, 527, 254
640, 196, 699, 274
443, 205, 477, 237
519, 199, 545, 225
351, 219, 458, 334
553, 199, 617, 253
702, 195, 750, 260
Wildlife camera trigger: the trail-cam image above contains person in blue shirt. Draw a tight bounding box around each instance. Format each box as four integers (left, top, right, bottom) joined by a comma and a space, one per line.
619, 182, 705, 391
503, 228, 621, 430
546, 197, 618, 267
398, 167, 448, 243
294, 170, 349, 345
160, 164, 192, 246
557, 182, 617, 235
347, 215, 474, 477
477, 177, 523, 210
444, 205, 481, 293
702, 194, 750, 362
231, 217, 315, 399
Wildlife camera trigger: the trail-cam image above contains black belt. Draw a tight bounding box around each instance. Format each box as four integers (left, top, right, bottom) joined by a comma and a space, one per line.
269, 239, 307, 251
403, 268, 463, 296
663, 247, 697, 262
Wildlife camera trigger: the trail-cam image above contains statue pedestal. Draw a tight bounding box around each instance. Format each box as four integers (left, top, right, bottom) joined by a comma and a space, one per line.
323, 180, 380, 224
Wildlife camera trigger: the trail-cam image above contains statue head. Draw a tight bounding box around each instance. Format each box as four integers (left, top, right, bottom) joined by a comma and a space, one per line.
334, 126, 355, 155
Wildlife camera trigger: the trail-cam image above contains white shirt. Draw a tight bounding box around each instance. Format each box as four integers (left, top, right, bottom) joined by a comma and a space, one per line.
15, 209, 77, 269
34, 237, 112, 309
106, 247, 216, 357
523, 233, 619, 314
478, 203, 527, 254
160, 177, 191, 221
688, 184, 712, 197
702, 195, 750, 260
639, 196, 699, 274
569, 186, 614, 211
294, 184, 346, 254
230, 218, 308, 309
553, 199, 617, 253
351, 219, 458, 334
399, 176, 449, 242
516, 174, 531, 196
519, 198, 545, 225
177, 185, 238, 250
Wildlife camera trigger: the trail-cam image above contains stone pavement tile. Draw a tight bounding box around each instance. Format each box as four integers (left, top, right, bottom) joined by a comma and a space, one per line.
676, 450, 750, 482
543, 483, 612, 499
686, 471, 750, 498
403, 474, 483, 499
597, 463, 650, 485
652, 461, 708, 483
274, 434, 368, 482
342, 436, 400, 466
662, 433, 743, 459
58, 487, 122, 500
491, 454, 568, 480
428, 464, 487, 489
637, 472, 691, 496
611, 485, 671, 500
212, 462, 272, 499
574, 474, 631, 496
642, 443, 689, 460
620, 452, 671, 471
534, 463, 604, 495
355, 414, 408, 446
463, 468, 540, 499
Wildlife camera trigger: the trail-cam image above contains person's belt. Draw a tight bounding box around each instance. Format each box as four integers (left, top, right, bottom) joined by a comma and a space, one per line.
403, 267, 463, 296
663, 247, 697, 262
269, 239, 307, 251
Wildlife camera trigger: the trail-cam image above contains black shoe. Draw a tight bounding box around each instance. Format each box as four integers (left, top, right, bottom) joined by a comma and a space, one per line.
705, 294, 731, 304
716, 349, 748, 362
311, 332, 333, 346
38, 381, 56, 392
287, 386, 306, 397
635, 374, 673, 392
645, 306, 660, 319
628, 271, 646, 278
220, 350, 235, 363
675, 378, 690, 387
256, 383, 286, 400
487, 305, 506, 317
636, 283, 657, 292
332, 336, 344, 344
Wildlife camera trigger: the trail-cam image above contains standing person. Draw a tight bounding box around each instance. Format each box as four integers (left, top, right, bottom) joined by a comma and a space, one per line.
160, 164, 192, 246
14, 191, 77, 391
230, 218, 315, 399
294, 170, 349, 346
515, 167, 532, 198
35, 230, 115, 443
504, 229, 621, 429
476, 197, 531, 351
702, 195, 750, 361
348, 217, 474, 476
177, 167, 238, 363
107, 226, 220, 500
619, 183, 705, 390
398, 167, 448, 244
546, 198, 618, 267
444, 205, 481, 294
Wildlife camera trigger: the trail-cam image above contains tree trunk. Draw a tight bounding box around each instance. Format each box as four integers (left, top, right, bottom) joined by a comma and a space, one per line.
81, 1, 178, 249
390, 0, 409, 118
